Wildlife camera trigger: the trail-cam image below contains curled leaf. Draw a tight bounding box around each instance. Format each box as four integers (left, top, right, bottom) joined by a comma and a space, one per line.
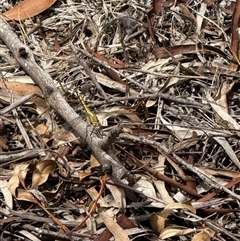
32, 159, 57, 188
151, 203, 196, 234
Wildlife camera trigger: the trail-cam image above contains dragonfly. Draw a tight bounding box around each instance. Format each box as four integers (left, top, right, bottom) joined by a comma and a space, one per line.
76, 90, 101, 130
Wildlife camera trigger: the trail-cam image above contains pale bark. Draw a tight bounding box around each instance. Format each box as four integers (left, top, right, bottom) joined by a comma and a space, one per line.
0, 19, 130, 181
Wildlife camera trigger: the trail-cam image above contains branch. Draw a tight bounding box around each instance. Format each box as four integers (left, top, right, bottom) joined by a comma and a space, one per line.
0, 19, 130, 181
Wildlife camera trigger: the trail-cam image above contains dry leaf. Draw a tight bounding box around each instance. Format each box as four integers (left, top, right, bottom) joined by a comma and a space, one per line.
160, 226, 196, 239
85, 45, 126, 69
18, 230, 41, 241
86, 187, 109, 208
153, 155, 174, 204
42, 182, 64, 202
197, 176, 240, 202
195, 2, 207, 35
99, 209, 131, 241
78, 155, 100, 181
96, 106, 143, 127
7, 175, 20, 198
106, 183, 126, 213
192, 228, 215, 241
179, 3, 196, 22
0, 180, 13, 209
35, 123, 51, 137
16, 189, 38, 203
214, 80, 234, 113
50, 130, 80, 145
1, 0, 57, 21
95, 72, 139, 97
151, 203, 196, 234
214, 136, 240, 169
198, 166, 240, 179
0, 80, 48, 110
8, 162, 32, 196
132, 179, 156, 199
230, 0, 240, 64
32, 159, 57, 188
153, 44, 228, 59
147, 0, 173, 41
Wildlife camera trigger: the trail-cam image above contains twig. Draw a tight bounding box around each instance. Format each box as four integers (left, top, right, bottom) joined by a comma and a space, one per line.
70, 175, 110, 233
120, 133, 240, 201
73, 46, 154, 93
70, 43, 108, 101
0, 18, 131, 181
87, 91, 207, 109
0, 149, 41, 166
117, 145, 203, 198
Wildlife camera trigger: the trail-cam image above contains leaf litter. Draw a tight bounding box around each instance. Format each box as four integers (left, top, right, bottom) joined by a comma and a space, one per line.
0, 0, 240, 240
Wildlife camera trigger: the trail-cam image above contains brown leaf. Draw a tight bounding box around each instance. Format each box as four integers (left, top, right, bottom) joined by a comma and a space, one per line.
99, 209, 131, 241
192, 228, 215, 241
147, 0, 173, 41
179, 3, 196, 22
96, 106, 144, 127
104, 68, 124, 83
153, 44, 229, 59
230, 0, 240, 64
42, 182, 64, 202
173, 133, 199, 151
7, 175, 20, 198
54, 34, 61, 52
16, 189, 38, 203
151, 203, 196, 234
160, 226, 196, 239
95, 215, 135, 241
78, 155, 100, 181
31, 159, 57, 188
85, 45, 127, 69
35, 123, 51, 137
0, 80, 48, 110
7, 162, 32, 196
1, 0, 57, 21
0, 137, 8, 150
197, 176, 240, 202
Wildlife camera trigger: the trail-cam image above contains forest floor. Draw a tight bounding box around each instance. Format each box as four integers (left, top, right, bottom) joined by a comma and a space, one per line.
0, 0, 240, 240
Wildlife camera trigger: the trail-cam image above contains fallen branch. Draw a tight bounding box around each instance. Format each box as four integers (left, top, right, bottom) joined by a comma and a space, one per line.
0, 19, 130, 181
